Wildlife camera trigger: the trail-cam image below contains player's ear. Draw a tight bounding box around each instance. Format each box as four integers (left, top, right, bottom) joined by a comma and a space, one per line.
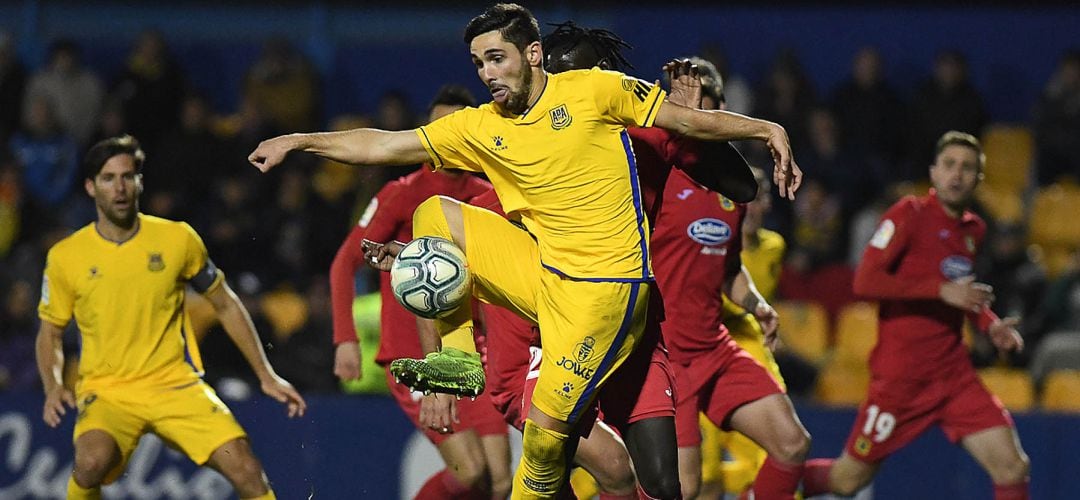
135, 173, 144, 195
526, 41, 543, 68
84, 177, 96, 197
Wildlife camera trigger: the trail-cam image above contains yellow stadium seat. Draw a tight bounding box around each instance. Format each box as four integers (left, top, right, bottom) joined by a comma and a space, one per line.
1030, 182, 1080, 248
1042, 370, 1080, 413
981, 125, 1033, 192
978, 368, 1035, 412
975, 183, 1024, 224
260, 289, 310, 340
834, 302, 879, 365
773, 301, 830, 362
815, 361, 870, 407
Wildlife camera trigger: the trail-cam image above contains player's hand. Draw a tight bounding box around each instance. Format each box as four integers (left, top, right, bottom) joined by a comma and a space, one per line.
940, 276, 994, 313
260, 373, 308, 418
419, 393, 458, 434
362, 239, 405, 271
753, 302, 781, 351
248, 135, 298, 173
663, 58, 702, 109
765, 123, 802, 200
988, 316, 1024, 353
42, 387, 76, 428
334, 341, 362, 382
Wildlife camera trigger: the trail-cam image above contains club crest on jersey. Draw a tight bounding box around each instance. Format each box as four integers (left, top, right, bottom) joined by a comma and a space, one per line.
687, 218, 732, 246
854, 436, 872, 456
148, 252, 165, 272
940, 255, 974, 280
549, 104, 572, 130
717, 194, 735, 211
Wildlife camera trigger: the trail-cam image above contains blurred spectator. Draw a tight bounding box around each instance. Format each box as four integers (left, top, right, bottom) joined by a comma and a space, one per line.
831, 46, 904, 172
201, 174, 264, 279
23, 39, 104, 146
375, 90, 415, 131
753, 49, 817, 155
0, 31, 27, 145
243, 38, 319, 133
1033, 49, 1080, 186
802, 107, 871, 212
0, 279, 40, 391
971, 223, 1047, 367
150, 93, 227, 220
0, 153, 23, 258
699, 43, 753, 115
788, 179, 846, 273
268, 279, 338, 393
9, 95, 79, 209
259, 169, 316, 287
908, 50, 988, 176
89, 98, 129, 146
1025, 249, 1080, 384
111, 30, 186, 153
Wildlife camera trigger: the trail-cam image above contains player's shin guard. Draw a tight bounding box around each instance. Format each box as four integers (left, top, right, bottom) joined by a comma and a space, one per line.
512, 419, 570, 499
67, 476, 102, 500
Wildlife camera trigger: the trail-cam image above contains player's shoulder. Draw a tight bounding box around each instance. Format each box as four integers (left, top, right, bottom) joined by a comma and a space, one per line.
48, 224, 94, 259
140, 214, 199, 239
884, 195, 922, 219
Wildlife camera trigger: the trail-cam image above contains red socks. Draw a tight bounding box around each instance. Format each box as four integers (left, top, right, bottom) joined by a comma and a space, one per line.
993, 480, 1029, 500
750, 456, 804, 500
801, 458, 836, 497
414, 469, 473, 499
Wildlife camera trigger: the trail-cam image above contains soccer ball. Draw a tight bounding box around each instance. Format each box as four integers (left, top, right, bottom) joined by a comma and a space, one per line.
390, 237, 471, 319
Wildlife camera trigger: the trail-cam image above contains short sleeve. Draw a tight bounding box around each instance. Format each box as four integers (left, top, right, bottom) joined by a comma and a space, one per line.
38, 249, 74, 327
181, 223, 223, 294
416, 108, 483, 172
590, 69, 667, 128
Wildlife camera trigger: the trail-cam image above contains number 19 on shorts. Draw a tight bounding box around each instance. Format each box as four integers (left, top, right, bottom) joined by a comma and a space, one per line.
862, 405, 896, 443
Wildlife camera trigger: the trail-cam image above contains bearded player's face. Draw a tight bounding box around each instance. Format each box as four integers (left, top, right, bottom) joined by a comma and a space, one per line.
86, 154, 141, 228
930, 144, 982, 210
470, 30, 538, 115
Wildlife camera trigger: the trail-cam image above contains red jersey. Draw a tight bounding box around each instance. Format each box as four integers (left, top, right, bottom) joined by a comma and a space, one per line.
854, 191, 990, 380
650, 168, 745, 361
329, 167, 491, 364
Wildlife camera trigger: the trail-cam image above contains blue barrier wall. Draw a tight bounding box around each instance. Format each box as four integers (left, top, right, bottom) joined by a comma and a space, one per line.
2, 392, 1077, 499
1, 2, 1077, 122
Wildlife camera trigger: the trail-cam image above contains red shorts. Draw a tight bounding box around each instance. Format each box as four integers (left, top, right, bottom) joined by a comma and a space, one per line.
673, 340, 784, 447
385, 366, 508, 445
844, 366, 1013, 463
518, 342, 676, 434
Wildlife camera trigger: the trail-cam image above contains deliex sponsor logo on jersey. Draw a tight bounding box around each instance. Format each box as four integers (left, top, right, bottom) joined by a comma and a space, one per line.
940, 255, 974, 280
549, 104, 572, 130
687, 218, 732, 246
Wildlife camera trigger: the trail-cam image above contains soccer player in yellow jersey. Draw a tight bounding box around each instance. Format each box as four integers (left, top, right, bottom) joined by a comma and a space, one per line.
249, 4, 801, 497
36, 135, 306, 500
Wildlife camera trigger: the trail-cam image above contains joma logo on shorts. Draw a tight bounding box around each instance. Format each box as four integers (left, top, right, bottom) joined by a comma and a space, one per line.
556, 356, 595, 380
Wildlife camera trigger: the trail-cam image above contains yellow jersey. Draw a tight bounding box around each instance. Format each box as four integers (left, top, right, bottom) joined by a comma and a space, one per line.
723, 228, 786, 337
38, 214, 223, 393
417, 68, 667, 281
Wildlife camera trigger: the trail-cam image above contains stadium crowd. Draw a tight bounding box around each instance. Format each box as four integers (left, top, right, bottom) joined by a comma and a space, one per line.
0, 29, 1078, 403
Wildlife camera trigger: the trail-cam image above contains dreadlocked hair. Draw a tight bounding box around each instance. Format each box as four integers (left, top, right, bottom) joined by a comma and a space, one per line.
542, 21, 633, 71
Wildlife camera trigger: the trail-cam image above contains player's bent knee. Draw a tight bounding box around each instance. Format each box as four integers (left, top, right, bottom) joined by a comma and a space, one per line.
413, 196, 464, 249
446, 457, 486, 489
774, 428, 811, 463
990, 454, 1030, 485
513, 420, 570, 496
72, 451, 116, 487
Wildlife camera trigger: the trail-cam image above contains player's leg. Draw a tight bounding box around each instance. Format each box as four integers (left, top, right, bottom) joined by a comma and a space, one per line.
961, 427, 1030, 499
572, 420, 637, 499
726, 394, 810, 500
69, 391, 145, 498
456, 391, 514, 499
515, 276, 650, 498
480, 434, 514, 499
945, 368, 1029, 499
205, 438, 274, 499
418, 430, 490, 499
625, 416, 680, 499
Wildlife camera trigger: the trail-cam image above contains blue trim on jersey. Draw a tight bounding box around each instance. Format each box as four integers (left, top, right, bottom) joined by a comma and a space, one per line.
418, 127, 444, 168
568, 282, 641, 422
620, 130, 651, 280
519, 76, 549, 120
181, 325, 202, 376
542, 263, 654, 283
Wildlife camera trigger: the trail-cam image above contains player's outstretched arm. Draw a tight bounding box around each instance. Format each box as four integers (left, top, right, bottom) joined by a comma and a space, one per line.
35, 320, 75, 427
248, 128, 431, 173
205, 281, 307, 417
652, 103, 802, 199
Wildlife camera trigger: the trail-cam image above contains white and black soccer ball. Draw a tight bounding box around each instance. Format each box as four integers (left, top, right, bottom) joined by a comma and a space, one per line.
390, 236, 471, 319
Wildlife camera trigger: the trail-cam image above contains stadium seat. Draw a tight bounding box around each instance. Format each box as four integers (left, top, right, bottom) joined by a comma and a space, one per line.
975, 183, 1024, 224
260, 289, 310, 339
815, 361, 870, 407
981, 125, 1034, 192
773, 301, 830, 362
1041, 370, 1080, 413
1030, 182, 1080, 248
834, 302, 879, 365
978, 367, 1035, 412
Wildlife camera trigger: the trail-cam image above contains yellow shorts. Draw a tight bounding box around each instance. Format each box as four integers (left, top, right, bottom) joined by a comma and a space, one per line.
420, 197, 650, 424
74, 380, 247, 483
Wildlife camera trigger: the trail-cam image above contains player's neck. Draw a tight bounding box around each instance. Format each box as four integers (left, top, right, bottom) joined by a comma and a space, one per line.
95, 213, 141, 244
523, 70, 548, 113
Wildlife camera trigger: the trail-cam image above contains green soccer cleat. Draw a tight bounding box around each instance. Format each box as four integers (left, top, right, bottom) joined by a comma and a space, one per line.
389, 347, 486, 397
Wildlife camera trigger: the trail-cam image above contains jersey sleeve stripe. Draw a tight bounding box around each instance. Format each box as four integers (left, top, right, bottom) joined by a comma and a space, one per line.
568, 281, 641, 422
416, 127, 444, 169
620, 130, 652, 280
640, 88, 666, 128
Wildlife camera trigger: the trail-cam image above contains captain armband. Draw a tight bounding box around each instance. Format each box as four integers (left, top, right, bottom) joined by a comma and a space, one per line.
190, 259, 221, 294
